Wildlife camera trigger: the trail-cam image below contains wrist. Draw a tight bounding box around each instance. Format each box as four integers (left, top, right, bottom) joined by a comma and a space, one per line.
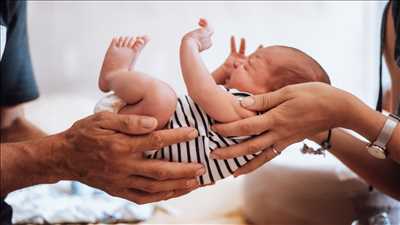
309, 131, 328, 143
345, 98, 386, 142
181, 37, 199, 51
1, 134, 70, 195
30, 132, 74, 183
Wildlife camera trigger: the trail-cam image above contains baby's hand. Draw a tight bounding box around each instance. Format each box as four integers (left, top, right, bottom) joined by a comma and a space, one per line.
182, 18, 214, 52
223, 36, 248, 74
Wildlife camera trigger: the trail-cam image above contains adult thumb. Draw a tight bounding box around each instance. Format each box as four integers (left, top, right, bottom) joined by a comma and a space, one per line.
240, 89, 287, 111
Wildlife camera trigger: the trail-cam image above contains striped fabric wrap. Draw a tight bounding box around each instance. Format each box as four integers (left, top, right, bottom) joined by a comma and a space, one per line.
95, 86, 260, 185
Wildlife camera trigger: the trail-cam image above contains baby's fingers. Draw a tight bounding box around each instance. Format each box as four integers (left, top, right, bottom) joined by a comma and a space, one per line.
199, 18, 208, 27
199, 18, 214, 35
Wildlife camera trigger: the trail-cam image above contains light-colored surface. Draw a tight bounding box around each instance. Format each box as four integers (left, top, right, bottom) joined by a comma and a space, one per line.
243, 148, 365, 225
242, 150, 400, 225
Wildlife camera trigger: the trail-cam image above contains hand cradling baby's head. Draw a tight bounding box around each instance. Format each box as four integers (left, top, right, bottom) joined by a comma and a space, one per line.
224, 45, 330, 94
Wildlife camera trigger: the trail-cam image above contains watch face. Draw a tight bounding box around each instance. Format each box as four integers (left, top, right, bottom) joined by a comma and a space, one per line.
367, 146, 386, 159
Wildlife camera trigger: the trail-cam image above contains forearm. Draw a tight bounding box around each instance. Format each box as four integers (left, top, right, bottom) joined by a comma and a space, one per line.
312, 128, 400, 200
1, 105, 46, 143
179, 40, 242, 122
179, 40, 219, 96
0, 133, 69, 196
345, 98, 400, 162
1, 117, 46, 143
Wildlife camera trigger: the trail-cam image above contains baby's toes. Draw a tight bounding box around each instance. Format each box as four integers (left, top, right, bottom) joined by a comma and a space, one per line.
116, 36, 124, 47
127, 37, 137, 48
122, 36, 130, 47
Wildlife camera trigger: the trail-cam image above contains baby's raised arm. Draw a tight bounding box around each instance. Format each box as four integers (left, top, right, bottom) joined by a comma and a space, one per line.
179, 19, 255, 123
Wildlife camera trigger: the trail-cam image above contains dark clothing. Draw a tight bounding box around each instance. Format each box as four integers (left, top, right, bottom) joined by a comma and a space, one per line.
0, 1, 39, 224
393, 1, 400, 69
392, 1, 400, 115
378, 1, 400, 115
0, 0, 39, 107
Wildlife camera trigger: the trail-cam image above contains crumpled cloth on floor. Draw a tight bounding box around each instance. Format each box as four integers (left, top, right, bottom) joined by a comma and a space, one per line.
5, 181, 154, 224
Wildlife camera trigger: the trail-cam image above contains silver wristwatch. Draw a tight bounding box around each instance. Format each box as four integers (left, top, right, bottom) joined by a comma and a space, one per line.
366, 113, 399, 159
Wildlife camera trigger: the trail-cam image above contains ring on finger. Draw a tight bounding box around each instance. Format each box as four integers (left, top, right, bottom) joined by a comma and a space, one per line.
272, 146, 281, 156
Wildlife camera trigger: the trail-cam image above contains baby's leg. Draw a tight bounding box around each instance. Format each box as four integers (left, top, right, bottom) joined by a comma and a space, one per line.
99, 36, 177, 129
112, 71, 177, 129
99, 35, 149, 92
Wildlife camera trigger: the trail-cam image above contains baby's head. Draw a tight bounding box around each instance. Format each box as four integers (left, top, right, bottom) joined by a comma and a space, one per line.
224, 45, 330, 94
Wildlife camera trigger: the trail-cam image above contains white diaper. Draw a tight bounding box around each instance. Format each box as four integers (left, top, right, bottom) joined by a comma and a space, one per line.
94, 86, 259, 185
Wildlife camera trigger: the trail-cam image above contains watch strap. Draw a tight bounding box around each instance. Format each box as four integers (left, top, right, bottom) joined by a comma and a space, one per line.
373, 116, 399, 149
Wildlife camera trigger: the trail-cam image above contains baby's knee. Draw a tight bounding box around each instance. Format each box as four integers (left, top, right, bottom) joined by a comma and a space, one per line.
145, 80, 177, 129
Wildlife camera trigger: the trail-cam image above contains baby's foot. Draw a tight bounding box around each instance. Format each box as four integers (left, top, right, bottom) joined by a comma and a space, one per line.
99, 35, 150, 92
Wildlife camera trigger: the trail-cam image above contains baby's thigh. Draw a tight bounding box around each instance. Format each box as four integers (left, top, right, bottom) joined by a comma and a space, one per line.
118, 82, 177, 129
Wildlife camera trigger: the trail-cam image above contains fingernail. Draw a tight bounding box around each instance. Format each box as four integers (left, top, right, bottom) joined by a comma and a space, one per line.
196, 168, 206, 176
240, 97, 254, 107
140, 117, 157, 129
187, 129, 198, 139
186, 179, 199, 188
233, 174, 241, 178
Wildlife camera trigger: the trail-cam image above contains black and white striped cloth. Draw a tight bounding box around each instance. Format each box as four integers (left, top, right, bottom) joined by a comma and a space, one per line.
94, 86, 259, 185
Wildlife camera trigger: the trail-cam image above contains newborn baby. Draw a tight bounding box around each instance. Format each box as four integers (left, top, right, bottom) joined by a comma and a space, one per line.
95, 19, 330, 185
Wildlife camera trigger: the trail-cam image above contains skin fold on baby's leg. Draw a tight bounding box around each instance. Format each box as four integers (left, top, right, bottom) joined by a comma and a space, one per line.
99, 36, 177, 129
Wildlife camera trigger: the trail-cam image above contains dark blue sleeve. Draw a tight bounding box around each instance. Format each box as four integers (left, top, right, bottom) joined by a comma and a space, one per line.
0, 197, 12, 225
0, 1, 39, 106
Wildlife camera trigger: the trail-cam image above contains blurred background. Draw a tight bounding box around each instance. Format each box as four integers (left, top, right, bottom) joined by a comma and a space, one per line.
25, 1, 386, 132
8, 1, 397, 224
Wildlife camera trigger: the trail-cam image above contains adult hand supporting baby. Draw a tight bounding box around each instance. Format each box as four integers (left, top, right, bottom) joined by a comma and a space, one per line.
210, 82, 376, 176
0, 111, 204, 205
61, 111, 204, 204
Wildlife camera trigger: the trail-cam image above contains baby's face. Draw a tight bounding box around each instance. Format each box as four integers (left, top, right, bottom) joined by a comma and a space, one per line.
224, 46, 318, 94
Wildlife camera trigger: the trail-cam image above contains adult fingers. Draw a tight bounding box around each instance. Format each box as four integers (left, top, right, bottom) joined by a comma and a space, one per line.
230, 36, 237, 53
239, 37, 246, 55
233, 143, 288, 177
96, 112, 158, 135
233, 147, 276, 177
240, 88, 288, 111
212, 113, 273, 137
126, 176, 200, 193
210, 132, 278, 159
130, 160, 205, 180
129, 127, 198, 152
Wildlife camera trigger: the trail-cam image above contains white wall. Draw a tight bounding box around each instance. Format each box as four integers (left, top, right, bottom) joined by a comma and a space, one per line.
27, 1, 384, 106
